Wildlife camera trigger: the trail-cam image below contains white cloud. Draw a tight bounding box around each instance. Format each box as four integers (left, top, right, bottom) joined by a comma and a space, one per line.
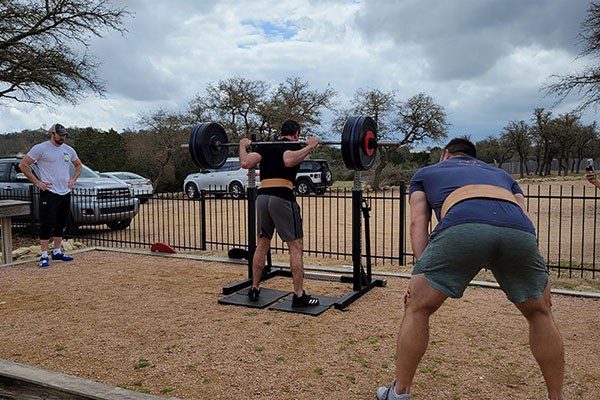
1, 0, 598, 140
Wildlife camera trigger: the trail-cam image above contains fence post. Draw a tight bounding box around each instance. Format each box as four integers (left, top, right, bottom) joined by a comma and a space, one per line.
399, 182, 406, 265
199, 191, 207, 250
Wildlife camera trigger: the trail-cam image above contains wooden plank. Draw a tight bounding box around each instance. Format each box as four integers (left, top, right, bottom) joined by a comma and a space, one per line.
0, 200, 30, 218
0, 359, 176, 400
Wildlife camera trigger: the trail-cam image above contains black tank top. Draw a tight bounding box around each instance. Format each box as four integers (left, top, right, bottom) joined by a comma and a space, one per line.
254, 137, 302, 201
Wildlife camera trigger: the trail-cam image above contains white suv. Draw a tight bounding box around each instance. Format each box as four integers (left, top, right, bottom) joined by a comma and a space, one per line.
295, 159, 333, 196
184, 158, 258, 199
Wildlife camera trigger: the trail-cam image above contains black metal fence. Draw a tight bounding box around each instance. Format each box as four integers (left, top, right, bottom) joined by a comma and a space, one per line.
3, 184, 600, 279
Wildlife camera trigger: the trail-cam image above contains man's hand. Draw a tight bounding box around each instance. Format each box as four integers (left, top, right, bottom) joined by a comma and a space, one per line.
68, 178, 77, 188
35, 181, 52, 190
240, 138, 252, 148
305, 136, 319, 150
585, 170, 598, 184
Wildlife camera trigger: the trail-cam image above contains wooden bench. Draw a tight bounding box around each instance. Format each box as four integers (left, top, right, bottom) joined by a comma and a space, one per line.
0, 359, 176, 399
0, 200, 31, 265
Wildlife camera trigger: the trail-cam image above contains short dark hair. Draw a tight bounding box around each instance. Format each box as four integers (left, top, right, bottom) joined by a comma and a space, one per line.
281, 120, 300, 136
444, 138, 476, 158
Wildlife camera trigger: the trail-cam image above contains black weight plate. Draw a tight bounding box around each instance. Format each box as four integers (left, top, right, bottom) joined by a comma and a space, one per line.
341, 116, 377, 171
341, 116, 360, 170
354, 116, 377, 170
189, 124, 202, 167
190, 122, 229, 169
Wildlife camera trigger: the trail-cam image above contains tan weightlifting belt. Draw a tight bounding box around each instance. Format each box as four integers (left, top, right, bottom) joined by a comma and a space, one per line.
260, 178, 294, 190
440, 184, 520, 219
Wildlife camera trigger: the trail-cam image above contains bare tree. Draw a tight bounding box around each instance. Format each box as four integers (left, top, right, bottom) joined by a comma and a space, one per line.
194, 77, 269, 139
129, 109, 190, 190
476, 136, 513, 167
371, 93, 448, 190
265, 76, 337, 138
571, 122, 597, 172
334, 88, 397, 188
548, 113, 581, 176
530, 108, 554, 176
545, 2, 600, 110
0, 0, 130, 104
501, 120, 532, 178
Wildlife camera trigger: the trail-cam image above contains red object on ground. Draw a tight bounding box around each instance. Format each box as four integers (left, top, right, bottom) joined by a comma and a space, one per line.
150, 242, 177, 253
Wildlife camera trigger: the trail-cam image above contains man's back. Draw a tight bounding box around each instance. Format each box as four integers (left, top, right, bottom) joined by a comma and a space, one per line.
410, 156, 535, 234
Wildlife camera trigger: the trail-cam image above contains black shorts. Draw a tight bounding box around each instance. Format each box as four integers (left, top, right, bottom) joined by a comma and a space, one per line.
39, 191, 71, 239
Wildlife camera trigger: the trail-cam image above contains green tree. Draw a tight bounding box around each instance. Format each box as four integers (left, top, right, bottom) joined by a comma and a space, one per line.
71, 127, 126, 172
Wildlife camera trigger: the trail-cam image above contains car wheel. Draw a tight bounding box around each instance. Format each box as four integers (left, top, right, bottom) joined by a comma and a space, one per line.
295, 180, 312, 196
107, 218, 132, 230
315, 188, 326, 196
321, 169, 333, 185
229, 181, 245, 199
185, 183, 199, 199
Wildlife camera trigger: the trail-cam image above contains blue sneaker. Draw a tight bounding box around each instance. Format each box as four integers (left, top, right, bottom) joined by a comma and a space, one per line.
39, 256, 50, 268
51, 252, 74, 262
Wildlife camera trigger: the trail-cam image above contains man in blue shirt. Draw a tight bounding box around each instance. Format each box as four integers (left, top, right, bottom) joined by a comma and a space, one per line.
376, 139, 564, 400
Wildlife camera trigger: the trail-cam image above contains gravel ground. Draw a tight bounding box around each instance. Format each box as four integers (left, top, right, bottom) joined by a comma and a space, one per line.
0, 250, 598, 399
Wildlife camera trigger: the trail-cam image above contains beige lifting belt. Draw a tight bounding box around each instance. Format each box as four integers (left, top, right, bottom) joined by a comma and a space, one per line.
260, 178, 294, 190
440, 184, 520, 219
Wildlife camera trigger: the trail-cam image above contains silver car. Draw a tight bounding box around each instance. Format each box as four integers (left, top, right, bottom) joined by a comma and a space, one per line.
99, 171, 154, 204
0, 157, 139, 231
183, 158, 258, 199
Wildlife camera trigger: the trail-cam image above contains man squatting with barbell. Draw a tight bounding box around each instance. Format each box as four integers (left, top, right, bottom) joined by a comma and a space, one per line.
239, 120, 321, 308
376, 138, 565, 400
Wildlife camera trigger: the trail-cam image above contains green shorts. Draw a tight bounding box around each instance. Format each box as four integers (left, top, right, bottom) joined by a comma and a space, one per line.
413, 223, 549, 303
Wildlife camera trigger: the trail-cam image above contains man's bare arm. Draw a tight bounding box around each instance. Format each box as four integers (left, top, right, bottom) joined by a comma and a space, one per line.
69, 158, 83, 187
409, 191, 432, 260
283, 136, 318, 167
18, 155, 51, 190
239, 138, 262, 169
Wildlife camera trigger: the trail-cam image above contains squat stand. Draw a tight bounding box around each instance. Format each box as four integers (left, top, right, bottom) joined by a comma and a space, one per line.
334, 171, 387, 309
219, 170, 386, 314
220, 166, 290, 297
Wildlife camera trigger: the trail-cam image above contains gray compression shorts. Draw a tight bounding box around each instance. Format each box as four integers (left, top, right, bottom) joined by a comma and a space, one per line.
256, 194, 303, 242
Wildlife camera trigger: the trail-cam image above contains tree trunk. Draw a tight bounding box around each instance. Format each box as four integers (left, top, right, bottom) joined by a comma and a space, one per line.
372, 160, 387, 191
371, 148, 390, 191
519, 159, 524, 178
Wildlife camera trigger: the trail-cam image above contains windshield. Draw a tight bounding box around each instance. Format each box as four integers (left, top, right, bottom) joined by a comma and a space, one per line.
70, 164, 100, 178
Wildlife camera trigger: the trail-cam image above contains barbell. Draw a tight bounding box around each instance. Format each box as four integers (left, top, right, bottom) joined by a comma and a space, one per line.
187, 115, 401, 171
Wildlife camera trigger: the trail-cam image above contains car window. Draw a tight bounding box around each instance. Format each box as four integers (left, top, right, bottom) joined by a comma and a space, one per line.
8, 163, 23, 182
125, 173, 143, 179
299, 161, 318, 172
221, 160, 240, 171
0, 161, 11, 181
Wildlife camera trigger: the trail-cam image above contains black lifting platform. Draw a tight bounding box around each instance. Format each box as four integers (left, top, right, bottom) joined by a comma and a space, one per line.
218, 170, 386, 316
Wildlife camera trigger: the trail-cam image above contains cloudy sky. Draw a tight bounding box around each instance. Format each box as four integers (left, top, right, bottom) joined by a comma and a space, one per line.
1, 0, 597, 142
